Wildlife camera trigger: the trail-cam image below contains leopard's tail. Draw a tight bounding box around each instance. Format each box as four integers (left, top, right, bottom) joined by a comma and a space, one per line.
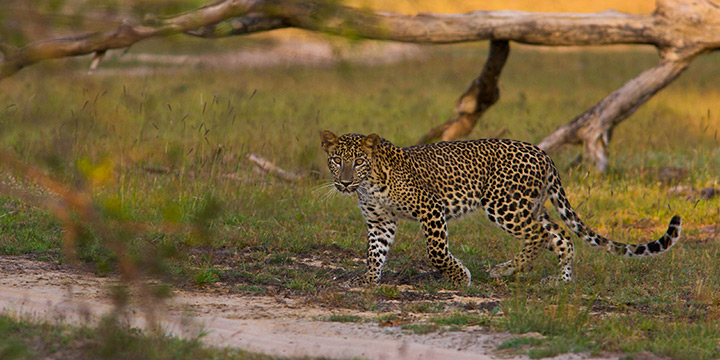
546, 170, 681, 257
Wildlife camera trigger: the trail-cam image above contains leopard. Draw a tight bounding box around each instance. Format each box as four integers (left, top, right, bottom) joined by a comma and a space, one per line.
320, 131, 682, 287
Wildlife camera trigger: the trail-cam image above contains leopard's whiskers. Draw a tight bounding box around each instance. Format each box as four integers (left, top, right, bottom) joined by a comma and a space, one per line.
313, 181, 338, 200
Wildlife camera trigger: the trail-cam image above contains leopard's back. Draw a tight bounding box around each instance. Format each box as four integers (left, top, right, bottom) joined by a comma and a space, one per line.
394, 139, 551, 219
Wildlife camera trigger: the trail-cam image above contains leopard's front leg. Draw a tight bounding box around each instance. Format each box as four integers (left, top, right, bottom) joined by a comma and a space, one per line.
421, 207, 471, 287
353, 204, 398, 286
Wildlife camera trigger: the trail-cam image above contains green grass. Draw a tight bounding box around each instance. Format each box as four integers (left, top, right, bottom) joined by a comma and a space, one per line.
0, 198, 62, 257
402, 323, 440, 335
0, 314, 277, 360
194, 266, 221, 285
0, 39, 719, 358
495, 288, 720, 359
324, 314, 364, 323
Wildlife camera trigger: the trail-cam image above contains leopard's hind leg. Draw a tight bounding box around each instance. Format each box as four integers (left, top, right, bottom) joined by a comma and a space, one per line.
486, 189, 552, 279
539, 212, 574, 282
488, 218, 551, 279
486, 202, 575, 283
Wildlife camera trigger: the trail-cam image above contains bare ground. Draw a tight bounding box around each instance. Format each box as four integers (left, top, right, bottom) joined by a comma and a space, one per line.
0, 255, 622, 360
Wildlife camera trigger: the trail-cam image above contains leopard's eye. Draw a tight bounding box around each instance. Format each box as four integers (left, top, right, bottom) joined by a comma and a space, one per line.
354, 159, 364, 166
332, 157, 342, 165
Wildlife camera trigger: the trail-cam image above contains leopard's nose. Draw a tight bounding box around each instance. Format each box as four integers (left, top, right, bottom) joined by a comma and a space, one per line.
340, 180, 352, 187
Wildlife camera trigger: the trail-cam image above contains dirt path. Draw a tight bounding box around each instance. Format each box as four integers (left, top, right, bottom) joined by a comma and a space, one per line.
0, 256, 613, 360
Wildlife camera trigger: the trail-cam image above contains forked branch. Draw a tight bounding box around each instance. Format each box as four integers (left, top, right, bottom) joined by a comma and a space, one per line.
536, 58, 693, 170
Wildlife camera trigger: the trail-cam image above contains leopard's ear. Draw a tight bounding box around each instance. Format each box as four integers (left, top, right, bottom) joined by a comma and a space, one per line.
320, 130, 338, 153
362, 133, 381, 155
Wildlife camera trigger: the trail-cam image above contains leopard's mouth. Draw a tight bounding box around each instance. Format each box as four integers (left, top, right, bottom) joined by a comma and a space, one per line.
335, 183, 358, 195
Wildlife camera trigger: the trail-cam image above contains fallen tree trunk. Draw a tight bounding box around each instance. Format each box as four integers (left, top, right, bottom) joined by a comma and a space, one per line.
2, 0, 719, 170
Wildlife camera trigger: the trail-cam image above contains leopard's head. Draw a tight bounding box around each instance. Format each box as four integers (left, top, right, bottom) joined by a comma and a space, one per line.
320, 130, 380, 195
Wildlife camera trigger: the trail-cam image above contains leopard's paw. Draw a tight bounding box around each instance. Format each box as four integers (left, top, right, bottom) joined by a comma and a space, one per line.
343, 274, 376, 288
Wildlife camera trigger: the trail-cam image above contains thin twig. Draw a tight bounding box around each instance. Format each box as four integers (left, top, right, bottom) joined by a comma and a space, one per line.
246, 153, 302, 182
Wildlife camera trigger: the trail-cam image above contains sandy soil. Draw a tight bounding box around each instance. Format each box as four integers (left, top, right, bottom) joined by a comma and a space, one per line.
0, 256, 618, 360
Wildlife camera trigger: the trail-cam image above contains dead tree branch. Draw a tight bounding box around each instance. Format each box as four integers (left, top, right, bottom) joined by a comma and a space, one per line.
247, 153, 302, 182
536, 58, 692, 170
185, 13, 288, 37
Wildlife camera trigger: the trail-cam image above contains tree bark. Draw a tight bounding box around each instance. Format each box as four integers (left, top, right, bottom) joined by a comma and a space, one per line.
536, 58, 692, 170
2, 0, 720, 170
186, 13, 288, 38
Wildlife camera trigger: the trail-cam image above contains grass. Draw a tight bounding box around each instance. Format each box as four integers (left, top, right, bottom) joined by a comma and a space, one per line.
496, 289, 720, 359
0, 198, 62, 257
0, 38, 719, 358
194, 266, 221, 285
402, 323, 440, 335
397, 312, 492, 334
325, 314, 364, 323
430, 312, 491, 327
0, 314, 277, 360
